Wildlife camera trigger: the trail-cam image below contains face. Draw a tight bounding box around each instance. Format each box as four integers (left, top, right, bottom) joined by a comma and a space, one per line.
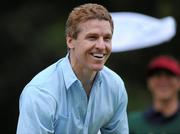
147, 72, 180, 101
67, 19, 112, 73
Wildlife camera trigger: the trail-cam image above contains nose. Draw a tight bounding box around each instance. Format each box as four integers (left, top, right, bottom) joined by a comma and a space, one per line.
157, 73, 171, 82
96, 38, 106, 49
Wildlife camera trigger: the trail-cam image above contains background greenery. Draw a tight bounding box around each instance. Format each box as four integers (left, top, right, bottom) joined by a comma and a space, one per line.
1, 0, 180, 133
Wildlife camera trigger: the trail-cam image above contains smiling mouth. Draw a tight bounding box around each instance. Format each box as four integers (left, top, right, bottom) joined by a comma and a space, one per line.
91, 53, 105, 59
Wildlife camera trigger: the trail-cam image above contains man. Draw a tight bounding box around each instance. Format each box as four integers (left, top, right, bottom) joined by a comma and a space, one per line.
16, 3, 128, 134
129, 55, 180, 133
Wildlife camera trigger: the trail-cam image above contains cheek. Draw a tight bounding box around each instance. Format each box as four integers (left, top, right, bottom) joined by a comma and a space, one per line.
106, 43, 112, 52
173, 78, 180, 87
148, 79, 179, 96
171, 80, 180, 91
147, 79, 157, 90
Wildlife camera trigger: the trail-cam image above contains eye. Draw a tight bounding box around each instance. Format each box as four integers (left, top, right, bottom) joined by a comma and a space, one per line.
87, 35, 98, 41
104, 36, 112, 42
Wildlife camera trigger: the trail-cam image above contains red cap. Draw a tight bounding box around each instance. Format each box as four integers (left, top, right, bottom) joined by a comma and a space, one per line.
148, 55, 180, 76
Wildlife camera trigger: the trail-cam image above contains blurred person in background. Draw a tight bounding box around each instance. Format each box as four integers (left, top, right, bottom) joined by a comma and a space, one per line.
16, 3, 128, 134
128, 55, 180, 133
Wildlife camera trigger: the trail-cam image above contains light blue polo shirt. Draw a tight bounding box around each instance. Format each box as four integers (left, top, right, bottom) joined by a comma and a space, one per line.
17, 54, 128, 134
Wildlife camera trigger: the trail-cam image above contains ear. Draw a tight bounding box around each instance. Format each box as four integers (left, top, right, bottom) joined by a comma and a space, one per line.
66, 36, 75, 49
147, 78, 153, 92
177, 77, 180, 91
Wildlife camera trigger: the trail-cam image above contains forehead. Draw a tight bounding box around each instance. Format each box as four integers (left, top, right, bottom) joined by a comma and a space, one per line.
78, 19, 112, 35
148, 69, 178, 78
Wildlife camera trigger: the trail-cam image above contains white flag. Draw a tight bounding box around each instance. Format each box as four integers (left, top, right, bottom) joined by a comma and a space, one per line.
111, 12, 176, 52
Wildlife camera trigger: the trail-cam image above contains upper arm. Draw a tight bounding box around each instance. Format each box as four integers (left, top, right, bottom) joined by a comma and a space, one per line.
16, 85, 56, 134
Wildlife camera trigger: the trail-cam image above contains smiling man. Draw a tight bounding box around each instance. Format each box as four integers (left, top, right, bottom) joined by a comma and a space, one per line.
129, 55, 180, 133
16, 3, 128, 134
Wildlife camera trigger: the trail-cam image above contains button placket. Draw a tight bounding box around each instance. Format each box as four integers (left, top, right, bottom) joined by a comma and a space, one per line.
83, 81, 98, 133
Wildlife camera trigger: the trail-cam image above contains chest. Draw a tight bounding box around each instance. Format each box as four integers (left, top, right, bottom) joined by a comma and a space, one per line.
131, 114, 180, 133
54, 82, 114, 134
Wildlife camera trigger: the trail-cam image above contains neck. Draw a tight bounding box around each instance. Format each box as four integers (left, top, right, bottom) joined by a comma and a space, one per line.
153, 97, 179, 117
69, 54, 97, 96
76, 68, 97, 96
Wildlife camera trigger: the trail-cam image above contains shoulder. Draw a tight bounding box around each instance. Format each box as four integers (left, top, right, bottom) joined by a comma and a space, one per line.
128, 111, 146, 131
20, 84, 57, 108
128, 111, 146, 128
23, 57, 65, 96
19, 58, 66, 109
101, 66, 124, 87
100, 66, 127, 104
28, 58, 64, 86
128, 111, 143, 121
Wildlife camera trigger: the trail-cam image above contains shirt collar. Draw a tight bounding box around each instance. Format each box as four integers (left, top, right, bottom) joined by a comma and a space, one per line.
94, 71, 102, 84
61, 53, 78, 90
144, 105, 180, 125
60, 53, 103, 90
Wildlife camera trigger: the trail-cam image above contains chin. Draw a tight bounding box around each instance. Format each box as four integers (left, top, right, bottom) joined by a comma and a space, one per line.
88, 61, 105, 71
91, 65, 104, 71
156, 94, 172, 101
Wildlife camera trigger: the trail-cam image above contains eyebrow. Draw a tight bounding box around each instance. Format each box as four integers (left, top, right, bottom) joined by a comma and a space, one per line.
86, 32, 112, 37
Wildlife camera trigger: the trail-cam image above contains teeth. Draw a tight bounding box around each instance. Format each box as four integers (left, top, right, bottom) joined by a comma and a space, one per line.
93, 53, 104, 58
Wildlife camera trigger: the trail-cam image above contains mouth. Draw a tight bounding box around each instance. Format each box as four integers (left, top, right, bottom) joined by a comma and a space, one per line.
91, 53, 105, 59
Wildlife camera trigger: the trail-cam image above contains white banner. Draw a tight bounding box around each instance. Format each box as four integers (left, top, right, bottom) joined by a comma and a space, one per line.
111, 12, 176, 52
